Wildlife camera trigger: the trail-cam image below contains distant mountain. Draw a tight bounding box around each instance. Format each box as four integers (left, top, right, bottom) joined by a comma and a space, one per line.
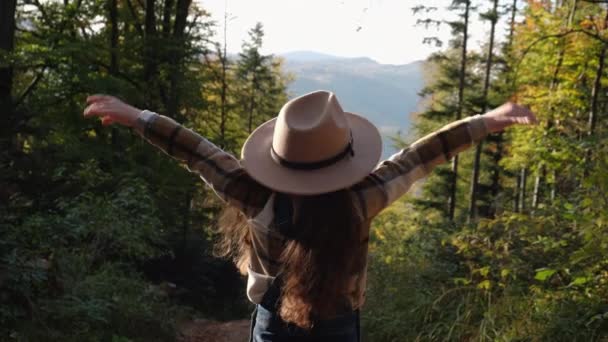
280, 51, 342, 62
280, 51, 424, 157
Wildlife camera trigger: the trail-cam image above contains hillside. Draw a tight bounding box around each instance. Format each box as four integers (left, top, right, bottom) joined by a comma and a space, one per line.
281, 51, 425, 157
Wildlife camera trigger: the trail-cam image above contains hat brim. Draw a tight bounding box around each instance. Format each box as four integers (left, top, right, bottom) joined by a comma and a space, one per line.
241, 112, 382, 195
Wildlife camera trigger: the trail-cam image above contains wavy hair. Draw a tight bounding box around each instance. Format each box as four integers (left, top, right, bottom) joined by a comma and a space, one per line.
215, 190, 362, 329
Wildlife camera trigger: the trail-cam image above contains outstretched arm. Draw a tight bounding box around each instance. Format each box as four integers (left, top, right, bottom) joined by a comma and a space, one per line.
83, 95, 271, 217
351, 102, 537, 220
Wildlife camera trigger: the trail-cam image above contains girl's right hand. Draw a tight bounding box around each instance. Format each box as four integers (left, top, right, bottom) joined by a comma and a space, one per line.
83, 94, 142, 127
482, 102, 538, 134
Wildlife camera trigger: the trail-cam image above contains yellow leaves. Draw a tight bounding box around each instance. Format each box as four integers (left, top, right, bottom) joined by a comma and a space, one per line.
580, 18, 595, 30
534, 268, 557, 281
375, 227, 386, 241
477, 280, 492, 290
528, 0, 550, 12
22, 138, 32, 153
595, 217, 605, 229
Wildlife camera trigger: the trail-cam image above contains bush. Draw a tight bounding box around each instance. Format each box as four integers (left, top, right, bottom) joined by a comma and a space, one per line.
363, 189, 608, 341
0, 178, 185, 341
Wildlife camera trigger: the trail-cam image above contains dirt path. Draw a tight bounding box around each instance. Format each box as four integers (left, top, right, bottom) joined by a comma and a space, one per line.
177, 319, 251, 342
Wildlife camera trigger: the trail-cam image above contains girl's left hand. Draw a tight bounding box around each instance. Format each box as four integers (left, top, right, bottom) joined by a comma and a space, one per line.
83, 94, 142, 127
482, 102, 539, 134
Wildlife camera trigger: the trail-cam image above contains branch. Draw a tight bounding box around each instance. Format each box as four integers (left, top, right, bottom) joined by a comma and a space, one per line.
511, 28, 608, 97
31, 0, 49, 24
186, 13, 201, 35
14, 68, 46, 107
80, 25, 89, 40
201, 50, 222, 80
92, 61, 143, 90
15, 0, 85, 107
515, 29, 606, 69
125, 0, 144, 36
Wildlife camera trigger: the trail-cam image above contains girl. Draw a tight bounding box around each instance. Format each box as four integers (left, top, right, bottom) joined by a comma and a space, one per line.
84, 90, 537, 341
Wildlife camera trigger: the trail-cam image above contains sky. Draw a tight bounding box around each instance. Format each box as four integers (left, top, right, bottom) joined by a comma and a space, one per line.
196, 0, 508, 65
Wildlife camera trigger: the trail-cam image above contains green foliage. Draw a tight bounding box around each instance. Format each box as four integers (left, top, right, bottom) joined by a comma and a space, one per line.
235, 22, 289, 136
365, 186, 608, 340
0, 178, 182, 341
4, 0, 608, 340
2, 0, 289, 340
365, 0, 608, 340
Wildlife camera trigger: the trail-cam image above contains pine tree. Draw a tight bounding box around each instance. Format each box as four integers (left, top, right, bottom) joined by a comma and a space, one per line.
412, 0, 478, 221
235, 23, 289, 137
0, 0, 16, 149
448, 0, 474, 220
469, 0, 501, 220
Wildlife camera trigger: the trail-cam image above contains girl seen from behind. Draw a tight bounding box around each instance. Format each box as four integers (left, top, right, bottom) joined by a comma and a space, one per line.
83, 90, 537, 341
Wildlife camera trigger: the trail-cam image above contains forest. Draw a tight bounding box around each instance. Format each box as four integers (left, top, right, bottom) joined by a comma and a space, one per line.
1, 0, 608, 341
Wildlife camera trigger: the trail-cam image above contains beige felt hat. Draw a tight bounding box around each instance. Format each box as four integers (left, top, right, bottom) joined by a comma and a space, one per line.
241, 90, 382, 195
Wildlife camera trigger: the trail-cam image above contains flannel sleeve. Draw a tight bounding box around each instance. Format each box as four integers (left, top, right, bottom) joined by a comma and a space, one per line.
350, 114, 489, 220
132, 110, 271, 217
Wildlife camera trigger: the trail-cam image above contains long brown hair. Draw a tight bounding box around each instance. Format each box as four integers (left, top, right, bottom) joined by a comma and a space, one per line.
215, 190, 362, 329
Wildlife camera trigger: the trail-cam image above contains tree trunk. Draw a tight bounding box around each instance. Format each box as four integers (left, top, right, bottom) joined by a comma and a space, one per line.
493, 0, 516, 214
587, 48, 605, 138
109, 0, 119, 74
125, 0, 144, 36
219, 54, 228, 145
490, 133, 503, 209
0, 0, 16, 170
166, 0, 191, 118
448, 0, 470, 221
584, 9, 607, 176
507, 0, 527, 213
469, 0, 498, 221
519, 168, 528, 212
144, 0, 157, 106
0, 0, 16, 114
173, 0, 191, 36
248, 74, 258, 134
514, 165, 521, 211
165, 0, 192, 120
108, 0, 120, 148
0, 0, 17, 205
219, 11, 229, 145
508, 0, 517, 45
532, 0, 577, 209
162, 0, 174, 37
531, 167, 546, 209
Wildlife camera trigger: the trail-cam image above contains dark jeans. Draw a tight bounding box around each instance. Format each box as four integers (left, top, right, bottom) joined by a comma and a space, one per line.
250, 303, 360, 342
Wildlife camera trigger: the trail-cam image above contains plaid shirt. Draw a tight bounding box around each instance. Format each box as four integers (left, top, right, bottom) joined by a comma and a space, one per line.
133, 110, 488, 308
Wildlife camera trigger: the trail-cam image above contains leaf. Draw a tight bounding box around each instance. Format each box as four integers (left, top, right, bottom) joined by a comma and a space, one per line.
384, 256, 393, 264
534, 268, 556, 282
568, 276, 591, 287
477, 280, 492, 290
